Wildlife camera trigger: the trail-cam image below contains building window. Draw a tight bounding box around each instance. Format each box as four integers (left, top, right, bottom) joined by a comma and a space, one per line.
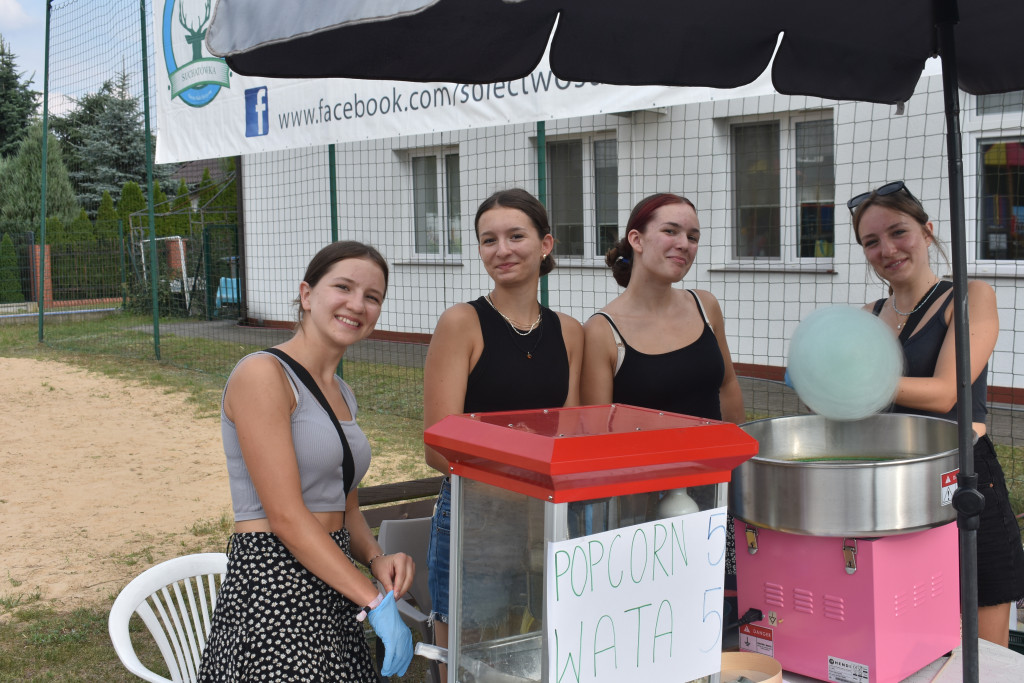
412, 150, 461, 255
795, 119, 836, 258
546, 136, 618, 259
978, 139, 1024, 260
733, 122, 781, 258
977, 91, 1024, 116
731, 114, 834, 260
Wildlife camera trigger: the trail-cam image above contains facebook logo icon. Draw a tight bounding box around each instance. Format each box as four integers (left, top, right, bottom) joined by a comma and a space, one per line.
245, 87, 269, 137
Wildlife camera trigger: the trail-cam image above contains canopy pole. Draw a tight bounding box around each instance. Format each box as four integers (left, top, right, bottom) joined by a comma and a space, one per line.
936, 2, 982, 682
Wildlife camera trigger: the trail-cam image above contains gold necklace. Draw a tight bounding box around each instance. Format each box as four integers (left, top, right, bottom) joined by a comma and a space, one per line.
485, 294, 541, 337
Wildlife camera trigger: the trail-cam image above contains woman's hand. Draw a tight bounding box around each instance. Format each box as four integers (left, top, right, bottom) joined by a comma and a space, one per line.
370, 551, 415, 600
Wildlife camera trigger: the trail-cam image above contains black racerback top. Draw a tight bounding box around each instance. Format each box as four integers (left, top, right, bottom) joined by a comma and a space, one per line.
871, 285, 988, 422
596, 290, 724, 420
462, 297, 570, 413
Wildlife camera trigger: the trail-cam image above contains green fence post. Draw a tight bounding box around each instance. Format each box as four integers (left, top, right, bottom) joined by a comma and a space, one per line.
139, 0, 160, 359
537, 121, 548, 308
38, 0, 52, 342
119, 220, 127, 310
203, 227, 213, 320
329, 143, 343, 378
329, 144, 339, 242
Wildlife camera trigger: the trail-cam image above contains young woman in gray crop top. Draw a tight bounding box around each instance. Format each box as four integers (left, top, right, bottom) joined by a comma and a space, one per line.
581, 193, 745, 423
197, 242, 415, 681
851, 182, 1023, 648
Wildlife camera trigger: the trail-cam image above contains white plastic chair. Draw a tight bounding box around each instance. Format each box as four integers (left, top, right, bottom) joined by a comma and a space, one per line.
377, 516, 439, 683
109, 553, 228, 683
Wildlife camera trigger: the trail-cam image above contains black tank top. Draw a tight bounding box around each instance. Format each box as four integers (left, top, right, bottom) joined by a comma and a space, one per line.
462, 297, 570, 414
597, 290, 724, 420
871, 286, 987, 422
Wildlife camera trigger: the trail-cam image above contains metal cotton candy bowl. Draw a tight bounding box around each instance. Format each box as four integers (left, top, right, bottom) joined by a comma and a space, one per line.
730, 414, 959, 537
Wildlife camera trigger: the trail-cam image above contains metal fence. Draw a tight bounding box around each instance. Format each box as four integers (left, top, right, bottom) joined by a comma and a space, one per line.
9, 1, 1024, 519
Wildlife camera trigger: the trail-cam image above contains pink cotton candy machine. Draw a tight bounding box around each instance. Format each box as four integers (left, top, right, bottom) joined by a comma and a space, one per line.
730, 414, 962, 683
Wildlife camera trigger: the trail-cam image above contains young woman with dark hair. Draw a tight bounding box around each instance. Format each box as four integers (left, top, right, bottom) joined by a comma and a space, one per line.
422, 189, 583, 673
198, 241, 414, 681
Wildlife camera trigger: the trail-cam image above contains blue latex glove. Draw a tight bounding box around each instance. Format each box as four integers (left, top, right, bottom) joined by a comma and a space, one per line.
784, 368, 794, 389
366, 591, 413, 677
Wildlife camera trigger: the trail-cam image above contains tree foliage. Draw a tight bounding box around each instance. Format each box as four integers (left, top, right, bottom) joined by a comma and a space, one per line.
50, 70, 172, 214
0, 232, 24, 304
0, 122, 79, 235
117, 181, 146, 234
95, 190, 119, 240
67, 208, 95, 245
0, 37, 38, 159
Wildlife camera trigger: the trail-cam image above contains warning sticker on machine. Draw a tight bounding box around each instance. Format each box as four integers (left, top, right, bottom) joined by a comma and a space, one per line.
941, 468, 959, 506
827, 655, 869, 682
738, 623, 774, 657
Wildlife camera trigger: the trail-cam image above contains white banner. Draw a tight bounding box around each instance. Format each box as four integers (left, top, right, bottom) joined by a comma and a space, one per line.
154, 0, 776, 164
544, 507, 728, 683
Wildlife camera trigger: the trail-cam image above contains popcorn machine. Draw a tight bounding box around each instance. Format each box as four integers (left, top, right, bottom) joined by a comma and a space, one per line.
424, 404, 759, 683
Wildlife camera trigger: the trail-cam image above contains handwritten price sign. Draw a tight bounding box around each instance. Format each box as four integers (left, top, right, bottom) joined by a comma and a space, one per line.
544, 507, 727, 683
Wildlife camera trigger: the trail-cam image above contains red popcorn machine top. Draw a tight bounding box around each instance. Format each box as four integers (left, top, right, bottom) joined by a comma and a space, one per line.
424, 404, 759, 683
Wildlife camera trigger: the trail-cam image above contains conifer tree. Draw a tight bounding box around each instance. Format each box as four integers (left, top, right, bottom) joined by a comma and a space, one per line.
0, 232, 23, 304
95, 190, 119, 240
0, 122, 79, 236
117, 181, 147, 234
0, 37, 38, 158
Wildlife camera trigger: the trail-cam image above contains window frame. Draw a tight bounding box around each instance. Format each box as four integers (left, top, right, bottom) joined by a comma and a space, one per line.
543, 131, 619, 264
966, 91, 1024, 276
407, 146, 462, 261
724, 110, 836, 270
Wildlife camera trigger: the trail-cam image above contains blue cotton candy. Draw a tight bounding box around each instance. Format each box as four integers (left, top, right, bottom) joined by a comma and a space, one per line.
787, 306, 903, 421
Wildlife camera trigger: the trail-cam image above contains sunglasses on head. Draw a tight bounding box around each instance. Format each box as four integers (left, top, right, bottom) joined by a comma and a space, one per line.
847, 181, 921, 214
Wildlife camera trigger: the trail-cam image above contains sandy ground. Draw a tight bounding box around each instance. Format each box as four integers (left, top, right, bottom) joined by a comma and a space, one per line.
0, 357, 233, 614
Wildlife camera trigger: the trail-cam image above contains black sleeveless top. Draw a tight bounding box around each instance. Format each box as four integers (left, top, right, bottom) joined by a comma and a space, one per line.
597, 290, 724, 420
871, 284, 988, 422
462, 297, 570, 414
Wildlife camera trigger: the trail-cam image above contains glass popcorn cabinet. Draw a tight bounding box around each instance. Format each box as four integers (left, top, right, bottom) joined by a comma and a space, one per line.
424, 404, 759, 683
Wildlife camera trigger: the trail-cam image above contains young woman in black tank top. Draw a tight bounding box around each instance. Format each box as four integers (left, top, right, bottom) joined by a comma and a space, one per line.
581, 193, 744, 423
422, 189, 584, 673
851, 181, 1023, 648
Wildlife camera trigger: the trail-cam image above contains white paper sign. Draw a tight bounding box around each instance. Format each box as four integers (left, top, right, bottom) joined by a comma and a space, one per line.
545, 507, 727, 683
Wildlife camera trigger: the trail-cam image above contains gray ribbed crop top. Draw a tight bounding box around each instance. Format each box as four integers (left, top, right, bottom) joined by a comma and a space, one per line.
222, 351, 371, 521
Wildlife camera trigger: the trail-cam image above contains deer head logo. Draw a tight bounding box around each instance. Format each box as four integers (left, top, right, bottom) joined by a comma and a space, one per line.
179, 0, 211, 63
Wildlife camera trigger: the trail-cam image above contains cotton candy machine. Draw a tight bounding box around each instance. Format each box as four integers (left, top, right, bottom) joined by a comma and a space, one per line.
730, 414, 962, 683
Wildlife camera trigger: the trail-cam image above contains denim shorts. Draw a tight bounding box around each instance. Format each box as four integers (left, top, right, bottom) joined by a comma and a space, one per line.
427, 477, 451, 623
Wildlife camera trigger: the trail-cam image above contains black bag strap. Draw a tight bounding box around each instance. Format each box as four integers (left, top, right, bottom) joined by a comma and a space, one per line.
898, 280, 954, 343
263, 348, 355, 497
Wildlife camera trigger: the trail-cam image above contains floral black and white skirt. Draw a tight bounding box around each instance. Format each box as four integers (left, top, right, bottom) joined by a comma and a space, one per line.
197, 529, 377, 682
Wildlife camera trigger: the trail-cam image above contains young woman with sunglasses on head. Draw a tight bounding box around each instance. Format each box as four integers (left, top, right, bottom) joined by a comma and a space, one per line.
851, 181, 1024, 647
422, 189, 584, 673
197, 242, 414, 681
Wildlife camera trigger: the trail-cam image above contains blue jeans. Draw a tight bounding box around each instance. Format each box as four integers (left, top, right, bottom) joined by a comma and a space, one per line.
427, 477, 451, 623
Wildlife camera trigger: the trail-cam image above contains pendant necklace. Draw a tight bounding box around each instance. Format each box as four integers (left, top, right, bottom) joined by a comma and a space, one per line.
485, 294, 544, 358
891, 279, 941, 330
485, 294, 541, 336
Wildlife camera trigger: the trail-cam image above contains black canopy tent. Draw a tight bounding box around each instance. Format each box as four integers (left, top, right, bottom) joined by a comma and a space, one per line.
206, 2, 1024, 680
